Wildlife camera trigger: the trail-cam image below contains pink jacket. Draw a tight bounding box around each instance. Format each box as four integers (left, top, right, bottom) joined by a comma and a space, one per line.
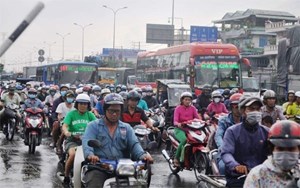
173, 105, 200, 126
207, 102, 228, 114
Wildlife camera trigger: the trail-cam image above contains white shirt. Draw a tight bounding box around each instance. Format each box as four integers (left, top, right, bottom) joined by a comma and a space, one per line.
56, 102, 75, 119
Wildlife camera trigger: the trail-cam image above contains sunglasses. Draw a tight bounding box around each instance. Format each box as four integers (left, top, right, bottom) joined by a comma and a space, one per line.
107, 109, 121, 115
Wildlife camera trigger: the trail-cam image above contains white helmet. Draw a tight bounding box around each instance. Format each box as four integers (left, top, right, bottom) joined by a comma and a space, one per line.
212, 90, 222, 98
180, 92, 192, 100
75, 93, 90, 103
100, 88, 111, 95
295, 91, 300, 98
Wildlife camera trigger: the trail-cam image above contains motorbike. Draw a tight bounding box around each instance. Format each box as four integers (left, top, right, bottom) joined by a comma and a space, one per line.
147, 107, 165, 148
162, 120, 211, 181
24, 107, 44, 154
134, 124, 158, 151
43, 103, 52, 137
2, 103, 20, 141
69, 139, 152, 188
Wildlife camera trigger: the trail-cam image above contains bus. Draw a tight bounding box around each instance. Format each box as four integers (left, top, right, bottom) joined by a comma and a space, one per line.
98, 67, 135, 86
136, 43, 249, 95
36, 61, 98, 85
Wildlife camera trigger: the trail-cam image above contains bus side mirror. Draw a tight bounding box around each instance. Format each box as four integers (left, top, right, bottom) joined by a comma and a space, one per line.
248, 70, 252, 77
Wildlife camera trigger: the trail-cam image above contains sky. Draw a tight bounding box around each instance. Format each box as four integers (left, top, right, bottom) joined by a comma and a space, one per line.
0, 0, 299, 72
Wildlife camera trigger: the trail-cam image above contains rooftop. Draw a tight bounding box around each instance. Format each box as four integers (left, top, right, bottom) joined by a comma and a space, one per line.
214, 9, 297, 23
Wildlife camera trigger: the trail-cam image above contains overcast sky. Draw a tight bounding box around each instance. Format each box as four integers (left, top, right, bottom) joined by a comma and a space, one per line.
0, 0, 299, 71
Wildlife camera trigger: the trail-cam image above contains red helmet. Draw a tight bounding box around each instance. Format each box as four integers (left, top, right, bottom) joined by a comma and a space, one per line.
229, 93, 243, 104
269, 120, 300, 147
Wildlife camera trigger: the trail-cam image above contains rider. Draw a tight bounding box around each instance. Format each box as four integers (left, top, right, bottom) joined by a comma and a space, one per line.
134, 87, 149, 111
94, 88, 111, 117
22, 88, 44, 110
207, 90, 228, 115
173, 92, 200, 167
44, 87, 57, 107
90, 85, 101, 108
261, 89, 286, 123
142, 85, 158, 109
222, 89, 231, 110
37, 86, 48, 102
1, 85, 21, 107
82, 93, 154, 187
214, 93, 243, 175
121, 90, 158, 131
244, 120, 300, 187
195, 84, 212, 114
286, 91, 300, 121
221, 96, 269, 187
282, 90, 296, 115
61, 93, 96, 187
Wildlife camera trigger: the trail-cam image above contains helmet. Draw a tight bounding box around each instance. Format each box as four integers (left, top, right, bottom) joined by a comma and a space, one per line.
121, 85, 127, 92
115, 85, 122, 93
295, 91, 300, 98
141, 86, 147, 93
180, 92, 192, 101
222, 89, 230, 97
238, 96, 263, 110
202, 84, 211, 90
119, 91, 128, 100
100, 88, 111, 96
145, 85, 153, 93
211, 90, 222, 98
28, 88, 37, 94
16, 85, 23, 90
83, 86, 91, 92
92, 85, 101, 92
263, 90, 276, 100
75, 93, 90, 103
134, 87, 142, 94
229, 93, 243, 104
65, 90, 75, 98
70, 85, 77, 90
60, 84, 69, 91
288, 90, 295, 95
269, 120, 300, 147
127, 90, 141, 100
104, 93, 124, 105
230, 88, 239, 95
76, 87, 83, 94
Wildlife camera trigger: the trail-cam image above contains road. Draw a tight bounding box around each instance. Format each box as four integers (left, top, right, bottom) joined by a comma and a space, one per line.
0, 133, 208, 188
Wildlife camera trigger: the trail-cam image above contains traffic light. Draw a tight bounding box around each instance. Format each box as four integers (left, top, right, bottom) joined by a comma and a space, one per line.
38, 49, 45, 63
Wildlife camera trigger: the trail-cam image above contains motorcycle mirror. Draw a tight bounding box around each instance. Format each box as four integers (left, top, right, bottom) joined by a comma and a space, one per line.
88, 140, 101, 148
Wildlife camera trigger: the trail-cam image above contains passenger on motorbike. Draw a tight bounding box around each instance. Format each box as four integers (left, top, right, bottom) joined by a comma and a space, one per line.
44, 87, 57, 107
195, 84, 212, 114
94, 88, 111, 117
54, 90, 76, 152
214, 93, 243, 175
244, 120, 300, 187
82, 93, 154, 187
221, 96, 269, 187
286, 91, 300, 122
51, 85, 69, 121
261, 90, 286, 123
207, 90, 228, 115
173, 92, 200, 167
37, 86, 48, 102
61, 93, 96, 187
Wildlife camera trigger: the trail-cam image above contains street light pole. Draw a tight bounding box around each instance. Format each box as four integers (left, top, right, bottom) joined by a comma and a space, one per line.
44, 41, 56, 63
73, 23, 93, 61
103, 5, 127, 66
56, 32, 70, 60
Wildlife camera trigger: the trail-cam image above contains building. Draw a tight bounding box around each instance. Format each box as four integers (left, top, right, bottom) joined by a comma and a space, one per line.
214, 9, 299, 90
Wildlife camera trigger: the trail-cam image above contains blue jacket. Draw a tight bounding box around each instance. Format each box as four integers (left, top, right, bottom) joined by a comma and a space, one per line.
95, 100, 104, 115
215, 113, 242, 148
82, 118, 145, 160
221, 122, 269, 177
23, 98, 44, 110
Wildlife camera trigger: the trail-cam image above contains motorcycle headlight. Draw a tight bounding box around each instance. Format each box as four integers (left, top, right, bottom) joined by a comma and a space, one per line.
116, 159, 135, 176
29, 119, 40, 128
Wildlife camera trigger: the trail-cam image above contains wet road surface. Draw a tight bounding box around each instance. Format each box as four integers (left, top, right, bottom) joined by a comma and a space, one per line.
0, 133, 209, 188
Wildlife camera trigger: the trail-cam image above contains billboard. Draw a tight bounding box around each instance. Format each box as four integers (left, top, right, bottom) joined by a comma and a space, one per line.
102, 48, 144, 58
190, 26, 218, 42
146, 24, 174, 44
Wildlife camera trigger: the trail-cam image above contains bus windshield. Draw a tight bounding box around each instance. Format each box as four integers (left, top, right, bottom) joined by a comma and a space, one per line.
59, 64, 96, 84
194, 55, 240, 88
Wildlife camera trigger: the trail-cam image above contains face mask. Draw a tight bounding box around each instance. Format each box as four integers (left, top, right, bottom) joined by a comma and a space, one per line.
66, 98, 74, 103
273, 151, 299, 171
246, 111, 262, 125
213, 98, 221, 103
28, 94, 36, 99
50, 92, 56, 96
60, 91, 67, 97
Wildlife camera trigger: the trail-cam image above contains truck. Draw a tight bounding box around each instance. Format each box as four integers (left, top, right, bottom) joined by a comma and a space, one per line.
23, 66, 37, 79
277, 25, 300, 100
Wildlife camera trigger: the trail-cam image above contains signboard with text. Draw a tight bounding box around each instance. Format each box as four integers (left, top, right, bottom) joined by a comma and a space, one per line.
190, 26, 218, 43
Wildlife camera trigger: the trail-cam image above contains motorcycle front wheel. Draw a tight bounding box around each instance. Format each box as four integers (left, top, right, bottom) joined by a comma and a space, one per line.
194, 151, 210, 182
6, 120, 15, 141
29, 134, 37, 154
168, 145, 180, 174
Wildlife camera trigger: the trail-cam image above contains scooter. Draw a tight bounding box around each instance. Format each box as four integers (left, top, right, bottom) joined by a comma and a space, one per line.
2, 103, 20, 141
74, 140, 152, 188
162, 120, 211, 181
24, 107, 44, 154
134, 124, 158, 151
